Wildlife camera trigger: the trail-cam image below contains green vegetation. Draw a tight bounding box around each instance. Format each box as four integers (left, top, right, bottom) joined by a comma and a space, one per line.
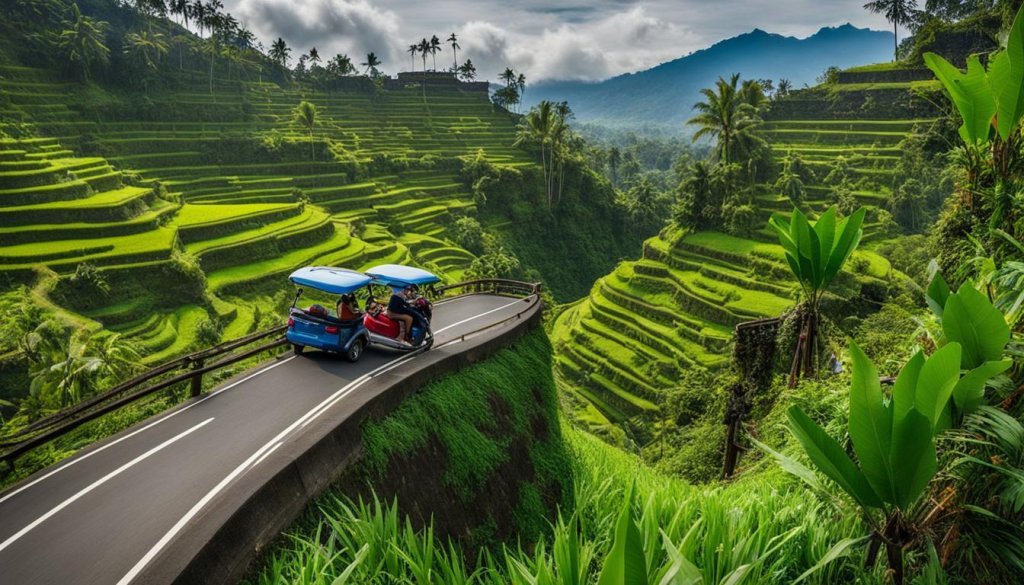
0, 0, 652, 425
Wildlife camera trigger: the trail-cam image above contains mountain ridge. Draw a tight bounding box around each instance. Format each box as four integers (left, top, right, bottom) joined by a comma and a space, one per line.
526, 24, 895, 129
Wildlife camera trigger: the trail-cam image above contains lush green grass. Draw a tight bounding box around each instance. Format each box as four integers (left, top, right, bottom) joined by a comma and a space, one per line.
247, 422, 872, 585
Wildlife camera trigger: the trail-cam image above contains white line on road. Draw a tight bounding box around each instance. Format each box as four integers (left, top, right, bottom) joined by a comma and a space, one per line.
0, 418, 215, 554
115, 351, 420, 585
434, 298, 528, 335
0, 357, 295, 506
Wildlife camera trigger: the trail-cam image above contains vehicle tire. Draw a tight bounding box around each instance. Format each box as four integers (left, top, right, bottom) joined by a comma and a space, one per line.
346, 339, 364, 363
293, 344, 304, 355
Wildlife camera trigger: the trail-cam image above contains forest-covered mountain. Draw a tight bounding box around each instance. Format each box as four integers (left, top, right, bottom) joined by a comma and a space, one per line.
527, 25, 894, 128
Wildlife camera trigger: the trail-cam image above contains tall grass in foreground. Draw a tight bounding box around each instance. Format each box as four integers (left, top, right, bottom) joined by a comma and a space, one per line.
247, 427, 905, 585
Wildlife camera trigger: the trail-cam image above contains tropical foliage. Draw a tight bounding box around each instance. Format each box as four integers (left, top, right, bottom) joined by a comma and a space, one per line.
770, 206, 866, 386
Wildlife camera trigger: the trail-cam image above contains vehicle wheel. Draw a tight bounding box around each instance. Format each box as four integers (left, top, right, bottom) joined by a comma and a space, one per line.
346, 339, 364, 363
293, 344, 304, 355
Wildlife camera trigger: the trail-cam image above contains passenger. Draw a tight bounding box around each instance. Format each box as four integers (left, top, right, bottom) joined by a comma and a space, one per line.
386, 284, 416, 344
337, 293, 361, 321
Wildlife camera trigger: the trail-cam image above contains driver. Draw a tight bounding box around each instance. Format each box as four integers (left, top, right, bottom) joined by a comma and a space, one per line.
386, 284, 417, 344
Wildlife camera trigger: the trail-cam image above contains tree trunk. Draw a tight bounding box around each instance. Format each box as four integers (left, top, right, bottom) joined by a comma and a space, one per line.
723, 418, 739, 478
894, 21, 898, 61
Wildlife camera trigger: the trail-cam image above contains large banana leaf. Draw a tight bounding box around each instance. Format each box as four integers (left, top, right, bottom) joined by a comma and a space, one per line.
891, 351, 925, 424
596, 483, 648, 585
953, 359, 1013, 414
847, 343, 897, 504
942, 284, 1011, 369
926, 271, 951, 318
787, 405, 882, 508
888, 408, 938, 509
824, 208, 865, 287
924, 53, 996, 145
989, 5, 1024, 140
913, 342, 962, 431
769, 207, 864, 296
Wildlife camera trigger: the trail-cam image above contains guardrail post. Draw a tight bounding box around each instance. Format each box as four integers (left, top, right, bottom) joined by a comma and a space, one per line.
189, 358, 204, 398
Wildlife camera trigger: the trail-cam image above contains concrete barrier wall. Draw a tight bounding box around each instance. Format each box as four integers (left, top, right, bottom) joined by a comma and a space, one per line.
136, 296, 543, 585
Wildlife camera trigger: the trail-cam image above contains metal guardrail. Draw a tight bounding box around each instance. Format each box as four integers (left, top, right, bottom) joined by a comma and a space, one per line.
0, 279, 542, 468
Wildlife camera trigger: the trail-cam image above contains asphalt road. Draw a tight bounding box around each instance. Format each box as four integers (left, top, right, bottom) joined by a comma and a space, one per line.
0, 294, 530, 585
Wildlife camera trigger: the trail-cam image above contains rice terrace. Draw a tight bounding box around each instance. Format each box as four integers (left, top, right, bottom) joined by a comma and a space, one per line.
1, 0, 1023, 584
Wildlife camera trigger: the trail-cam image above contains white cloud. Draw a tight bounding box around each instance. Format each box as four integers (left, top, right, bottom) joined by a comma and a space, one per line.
235, 0, 404, 67
221, 0, 894, 82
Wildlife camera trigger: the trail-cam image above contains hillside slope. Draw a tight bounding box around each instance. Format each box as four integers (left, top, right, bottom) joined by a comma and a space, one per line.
527, 25, 894, 128
0, 60, 640, 383
552, 66, 943, 443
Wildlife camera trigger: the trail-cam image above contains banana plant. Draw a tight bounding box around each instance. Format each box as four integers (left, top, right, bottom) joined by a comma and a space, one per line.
769, 206, 866, 387
924, 4, 1024, 144
786, 341, 961, 583
925, 272, 1013, 423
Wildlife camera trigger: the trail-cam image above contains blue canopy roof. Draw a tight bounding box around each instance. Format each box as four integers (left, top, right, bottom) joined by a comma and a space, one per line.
289, 266, 372, 294
365, 264, 441, 287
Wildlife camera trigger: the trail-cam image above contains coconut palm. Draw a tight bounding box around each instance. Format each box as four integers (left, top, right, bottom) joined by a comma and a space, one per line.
429, 34, 441, 70
687, 74, 764, 165
407, 44, 418, 71
863, 0, 918, 60
308, 47, 320, 68
189, 0, 206, 36
328, 53, 355, 77
361, 52, 380, 76
516, 72, 527, 113
447, 32, 459, 70
776, 78, 792, 98
294, 100, 318, 160
58, 4, 110, 83
499, 67, 515, 87
457, 59, 476, 81
514, 100, 571, 209
170, 0, 188, 26
123, 29, 168, 92
417, 38, 430, 71
270, 37, 290, 67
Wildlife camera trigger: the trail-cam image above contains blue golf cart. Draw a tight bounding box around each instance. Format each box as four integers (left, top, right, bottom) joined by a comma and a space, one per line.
286, 266, 372, 361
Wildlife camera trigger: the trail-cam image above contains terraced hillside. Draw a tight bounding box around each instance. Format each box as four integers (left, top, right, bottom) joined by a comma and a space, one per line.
553, 67, 941, 436
0, 65, 536, 362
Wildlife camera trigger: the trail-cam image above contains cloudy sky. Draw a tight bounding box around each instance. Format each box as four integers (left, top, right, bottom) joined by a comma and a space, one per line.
225, 0, 895, 83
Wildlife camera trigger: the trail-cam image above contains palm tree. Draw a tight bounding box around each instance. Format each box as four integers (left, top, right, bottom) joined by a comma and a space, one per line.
863, 0, 918, 60
447, 32, 459, 70
294, 100, 318, 160
608, 147, 621, 186
170, 0, 188, 26
123, 29, 168, 92
58, 4, 110, 83
270, 37, 290, 67
776, 78, 792, 98
361, 52, 380, 76
515, 72, 527, 112
457, 59, 476, 81
687, 74, 764, 165
27, 324, 97, 409
499, 67, 515, 87
417, 38, 430, 71
514, 100, 571, 208
429, 34, 441, 70
189, 0, 206, 37
407, 44, 418, 71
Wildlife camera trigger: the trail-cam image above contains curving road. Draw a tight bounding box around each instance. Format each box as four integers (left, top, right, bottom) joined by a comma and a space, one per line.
0, 294, 532, 585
